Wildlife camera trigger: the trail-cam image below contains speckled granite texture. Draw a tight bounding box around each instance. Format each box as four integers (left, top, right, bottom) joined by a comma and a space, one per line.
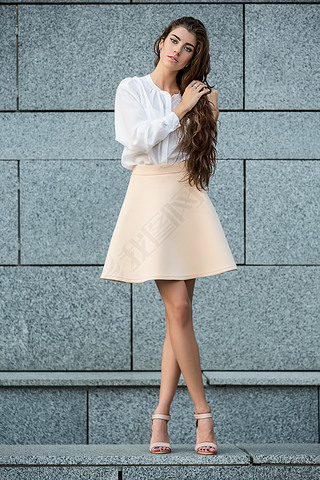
0, 379, 318, 444
0, 161, 17, 263
0, 7, 16, 110
0, 0, 319, 458
0, 444, 319, 480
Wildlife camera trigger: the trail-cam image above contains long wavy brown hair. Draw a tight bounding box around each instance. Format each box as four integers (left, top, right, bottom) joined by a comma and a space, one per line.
154, 17, 218, 191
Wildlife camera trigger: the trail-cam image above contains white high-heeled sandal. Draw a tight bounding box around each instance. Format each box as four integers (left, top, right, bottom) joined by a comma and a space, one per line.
194, 411, 218, 455
149, 413, 172, 454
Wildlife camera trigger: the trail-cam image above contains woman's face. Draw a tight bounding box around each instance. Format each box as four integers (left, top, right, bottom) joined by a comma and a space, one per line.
159, 26, 197, 71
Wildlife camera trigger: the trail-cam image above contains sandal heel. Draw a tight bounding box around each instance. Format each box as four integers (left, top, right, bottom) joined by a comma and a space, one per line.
149, 413, 172, 454
194, 411, 218, 455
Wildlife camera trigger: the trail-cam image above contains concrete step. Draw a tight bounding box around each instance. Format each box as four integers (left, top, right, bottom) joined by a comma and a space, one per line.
0, 443, 319, 479
1, 371, 319, 445
2, 370, 320, 387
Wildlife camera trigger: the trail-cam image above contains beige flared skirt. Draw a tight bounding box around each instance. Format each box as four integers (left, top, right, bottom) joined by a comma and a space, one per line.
100, 160, 237, 283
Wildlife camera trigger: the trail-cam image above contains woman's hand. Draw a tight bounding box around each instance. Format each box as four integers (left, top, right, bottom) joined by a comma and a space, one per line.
180, 80, 211, 111
172, 80, 215, 122
206, 89, 219, 122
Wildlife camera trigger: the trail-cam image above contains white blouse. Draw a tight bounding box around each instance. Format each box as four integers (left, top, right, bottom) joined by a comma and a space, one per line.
114, 74, 187, 170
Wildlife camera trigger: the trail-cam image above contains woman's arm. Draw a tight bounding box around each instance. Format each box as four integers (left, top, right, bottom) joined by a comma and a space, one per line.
115, 79, 181, 153
207, 89, 219, 123
172, 102, 190, 122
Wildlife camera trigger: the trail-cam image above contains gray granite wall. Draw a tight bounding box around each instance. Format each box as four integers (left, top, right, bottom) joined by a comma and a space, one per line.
0, 1, 319, 444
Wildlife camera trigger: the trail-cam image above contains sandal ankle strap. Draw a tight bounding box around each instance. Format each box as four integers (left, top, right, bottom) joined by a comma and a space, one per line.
194, 412, 212, 420
152, 413, 171, 421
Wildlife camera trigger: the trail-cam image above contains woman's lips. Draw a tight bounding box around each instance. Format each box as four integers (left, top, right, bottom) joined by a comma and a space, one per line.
168, 56, 178, 63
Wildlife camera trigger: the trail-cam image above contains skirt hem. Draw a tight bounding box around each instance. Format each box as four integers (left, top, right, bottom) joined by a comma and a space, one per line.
100, 264, 238, 284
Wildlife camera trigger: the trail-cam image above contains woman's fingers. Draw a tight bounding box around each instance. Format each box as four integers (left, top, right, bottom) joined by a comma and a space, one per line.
189, 81, 203, 90
196, 84, 211, 97
189, 81, 210, 94
182, 80, 212, 111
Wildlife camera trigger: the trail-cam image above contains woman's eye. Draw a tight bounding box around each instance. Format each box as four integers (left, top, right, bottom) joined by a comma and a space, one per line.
170, 38, 192, 52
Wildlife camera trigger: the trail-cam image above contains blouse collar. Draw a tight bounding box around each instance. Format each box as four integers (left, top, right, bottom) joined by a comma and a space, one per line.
146, 74, 181, 99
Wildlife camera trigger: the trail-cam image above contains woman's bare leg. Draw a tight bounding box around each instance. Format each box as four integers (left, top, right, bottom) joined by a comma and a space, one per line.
157, 278, 197, 411
154, 279, 217, 453
150, 279, 195, 452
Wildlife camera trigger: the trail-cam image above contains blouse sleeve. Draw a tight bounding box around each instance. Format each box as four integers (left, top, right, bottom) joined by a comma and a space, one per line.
114, 78, 181, 153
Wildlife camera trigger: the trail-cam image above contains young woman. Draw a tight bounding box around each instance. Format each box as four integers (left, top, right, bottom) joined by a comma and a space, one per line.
100, 17, 237, 455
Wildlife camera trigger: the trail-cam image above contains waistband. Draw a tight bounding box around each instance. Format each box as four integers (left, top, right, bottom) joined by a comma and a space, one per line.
132, 160, 187, 176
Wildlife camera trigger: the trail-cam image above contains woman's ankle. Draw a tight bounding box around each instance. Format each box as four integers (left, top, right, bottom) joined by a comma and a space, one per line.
194, 403, 211, 414
154, 403, 171, 415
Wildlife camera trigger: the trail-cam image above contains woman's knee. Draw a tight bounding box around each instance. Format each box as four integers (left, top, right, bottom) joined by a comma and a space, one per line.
157, 280, 192, 328
167, 299, 192, 329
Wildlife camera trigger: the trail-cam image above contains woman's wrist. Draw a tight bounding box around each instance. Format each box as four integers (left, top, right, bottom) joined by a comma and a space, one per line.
172, 103, 190, 121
